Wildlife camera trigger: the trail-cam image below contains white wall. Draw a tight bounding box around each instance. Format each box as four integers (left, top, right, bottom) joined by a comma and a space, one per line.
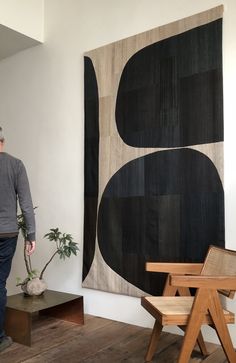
0, 0, 236, 346
0, 0, 44, 41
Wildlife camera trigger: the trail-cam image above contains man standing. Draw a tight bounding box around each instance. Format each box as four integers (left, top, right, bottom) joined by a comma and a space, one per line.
0, 126, 36, 352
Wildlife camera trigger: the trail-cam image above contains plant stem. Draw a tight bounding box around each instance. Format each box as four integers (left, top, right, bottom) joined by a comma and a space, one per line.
24, 240, 31, 275
16, 282, 25, 287
39, 251, 58, 279
28, 255, 32, 272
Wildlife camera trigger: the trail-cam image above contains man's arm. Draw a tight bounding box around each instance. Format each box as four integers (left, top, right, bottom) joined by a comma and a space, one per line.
16, 160, 36, 251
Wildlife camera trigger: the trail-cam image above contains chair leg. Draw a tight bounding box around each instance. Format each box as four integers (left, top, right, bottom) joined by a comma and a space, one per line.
145, 320, 163, 362
178, 287, 208, 356
208, 291, 236, 363
197, 331, 209, 356
177, 288, 210, 363
180, 327, 208, 356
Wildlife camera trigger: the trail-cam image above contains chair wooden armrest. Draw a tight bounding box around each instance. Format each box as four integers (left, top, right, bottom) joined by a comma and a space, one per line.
146, 262, 203, 274
171, 275, 236, 290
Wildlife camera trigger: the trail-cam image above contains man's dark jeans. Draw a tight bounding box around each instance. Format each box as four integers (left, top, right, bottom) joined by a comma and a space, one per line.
0, 236, 17, 340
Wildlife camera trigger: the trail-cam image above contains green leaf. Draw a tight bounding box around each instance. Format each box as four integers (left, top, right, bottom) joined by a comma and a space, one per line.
16, 277, 22, 284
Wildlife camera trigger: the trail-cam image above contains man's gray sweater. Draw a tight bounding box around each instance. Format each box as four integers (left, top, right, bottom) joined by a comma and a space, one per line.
0, 152, 35, 241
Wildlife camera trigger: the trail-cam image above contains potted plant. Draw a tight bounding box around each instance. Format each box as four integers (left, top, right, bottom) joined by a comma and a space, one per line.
16, 211, 79, 296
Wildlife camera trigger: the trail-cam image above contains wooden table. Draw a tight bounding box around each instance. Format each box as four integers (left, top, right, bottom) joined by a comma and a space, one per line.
4, 290, 84, 346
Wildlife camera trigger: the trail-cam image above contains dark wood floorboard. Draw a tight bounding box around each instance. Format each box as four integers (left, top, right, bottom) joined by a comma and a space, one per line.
0, 314, 227, 363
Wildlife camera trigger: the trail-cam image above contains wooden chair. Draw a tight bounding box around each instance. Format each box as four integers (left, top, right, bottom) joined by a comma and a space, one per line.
141, 245, 236, 362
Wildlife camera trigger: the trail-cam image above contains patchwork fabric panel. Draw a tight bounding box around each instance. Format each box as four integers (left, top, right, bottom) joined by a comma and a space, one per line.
83, 6, 224, 297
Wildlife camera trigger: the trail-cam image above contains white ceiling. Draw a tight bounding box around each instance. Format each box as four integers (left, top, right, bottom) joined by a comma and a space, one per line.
0, 24, 41, 61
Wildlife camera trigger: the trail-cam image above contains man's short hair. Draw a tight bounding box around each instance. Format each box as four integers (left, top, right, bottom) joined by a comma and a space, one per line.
0, 127, 5, 142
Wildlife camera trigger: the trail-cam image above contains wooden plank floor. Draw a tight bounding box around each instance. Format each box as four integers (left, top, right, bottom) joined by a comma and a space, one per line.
0, 314, 227, 362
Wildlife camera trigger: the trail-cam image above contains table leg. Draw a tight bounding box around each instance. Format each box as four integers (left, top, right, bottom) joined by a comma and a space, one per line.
5, 307, 32, 346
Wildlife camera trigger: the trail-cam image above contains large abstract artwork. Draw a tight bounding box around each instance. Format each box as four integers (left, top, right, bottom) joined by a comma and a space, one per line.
83, 6, 224, 297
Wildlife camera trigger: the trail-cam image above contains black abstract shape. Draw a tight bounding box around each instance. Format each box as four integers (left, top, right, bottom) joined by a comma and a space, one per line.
97, 149, 224, 295
116, 19, 223, 147
83, 57, 99, 281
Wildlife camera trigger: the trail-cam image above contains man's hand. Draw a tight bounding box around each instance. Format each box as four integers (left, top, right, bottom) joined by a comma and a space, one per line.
25, 241, 36, 256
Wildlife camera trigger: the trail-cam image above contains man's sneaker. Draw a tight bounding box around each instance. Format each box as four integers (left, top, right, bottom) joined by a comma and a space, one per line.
0, 336, 13, 352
